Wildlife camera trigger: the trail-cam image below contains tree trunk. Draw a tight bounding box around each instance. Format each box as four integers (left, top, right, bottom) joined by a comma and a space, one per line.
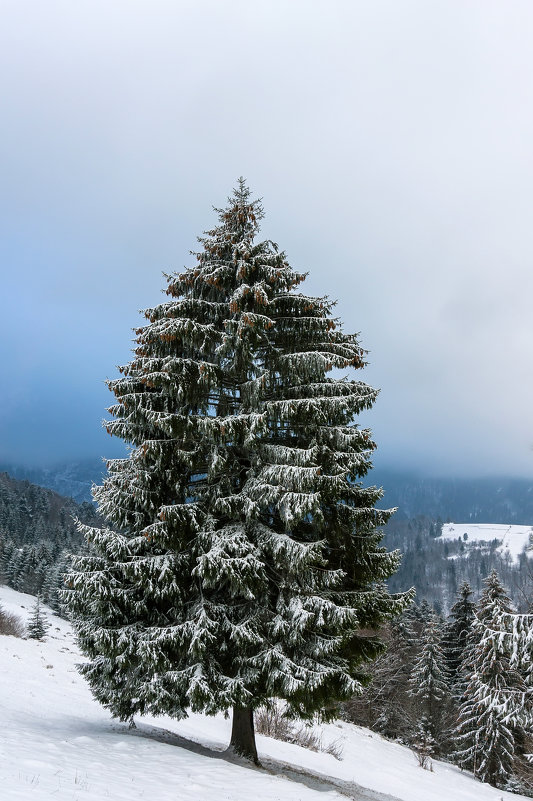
229, 706, 259, 765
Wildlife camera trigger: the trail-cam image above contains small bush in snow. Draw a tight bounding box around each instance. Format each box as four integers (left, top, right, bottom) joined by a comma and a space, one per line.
255, 706, 343, 760
0, 604, 24, 637
413, 748, 433, 772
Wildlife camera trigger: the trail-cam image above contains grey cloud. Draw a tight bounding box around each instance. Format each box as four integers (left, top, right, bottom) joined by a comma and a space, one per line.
1, 0, 533, 475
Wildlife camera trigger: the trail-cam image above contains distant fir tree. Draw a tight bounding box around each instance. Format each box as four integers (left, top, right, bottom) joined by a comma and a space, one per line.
65, 181, 412, 763
408, 610, 450, 746
27, 594, 48, 640
444, 581, 475, 693
416, 598, 433, 622
400, 601, 424, 641
454, 570, 527, 788
43, 551, 72, 616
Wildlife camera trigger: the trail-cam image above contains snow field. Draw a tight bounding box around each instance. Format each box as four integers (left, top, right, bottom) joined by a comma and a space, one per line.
441, 523, 533, 564
0, 585, 527, 801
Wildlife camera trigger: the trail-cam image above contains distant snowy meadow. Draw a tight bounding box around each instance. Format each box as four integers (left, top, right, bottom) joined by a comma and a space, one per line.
441, 523, 533, 565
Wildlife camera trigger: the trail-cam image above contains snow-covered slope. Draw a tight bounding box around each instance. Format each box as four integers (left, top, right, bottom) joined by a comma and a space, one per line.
0, 584, 526, 801
441, 522, 533, 564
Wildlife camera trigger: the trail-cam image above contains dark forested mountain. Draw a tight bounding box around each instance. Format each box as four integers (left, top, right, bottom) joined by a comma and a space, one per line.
0, 459, 106, 504
384, 515, 533, 614
371, 470, 533, 525
2, 461, 532, 615
4, 461, 533, 524
0, 472, 100, 611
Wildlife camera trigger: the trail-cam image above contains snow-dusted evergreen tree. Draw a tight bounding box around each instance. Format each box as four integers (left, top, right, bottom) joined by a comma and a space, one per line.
43, 551, 72, 616
65, 181, 412, 763
444, 581, 475, 693
454, 570, 527, 787
27, 594, 47, 640
408, 610, 450, 744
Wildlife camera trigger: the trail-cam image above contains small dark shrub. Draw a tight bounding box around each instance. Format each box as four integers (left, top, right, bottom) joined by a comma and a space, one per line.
0, 604, 25, 637
255, 705, 294, 740
255, 705, 343, 760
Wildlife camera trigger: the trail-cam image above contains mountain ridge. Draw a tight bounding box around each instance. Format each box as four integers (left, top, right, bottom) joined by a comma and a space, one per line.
2, 460, 533, 526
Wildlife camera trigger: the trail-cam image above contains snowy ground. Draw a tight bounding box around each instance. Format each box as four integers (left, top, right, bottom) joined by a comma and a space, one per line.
441, 522, 533, 564
0, 584, 527, 801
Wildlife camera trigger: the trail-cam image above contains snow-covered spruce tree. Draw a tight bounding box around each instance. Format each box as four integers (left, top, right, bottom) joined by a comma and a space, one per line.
454, 570, 528, 787
65, 181, 412, 763
43, 551, 72, 616
27, 594, 48, 640
444, 581, 475, 693
408, 610, 450, 747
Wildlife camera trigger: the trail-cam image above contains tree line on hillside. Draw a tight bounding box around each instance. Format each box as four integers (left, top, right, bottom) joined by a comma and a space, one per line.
0, 472, 99, 612
385, 516, 532, 613
0, 460, 105, 505
372, 471, 533, 525
346, 571, 533, 794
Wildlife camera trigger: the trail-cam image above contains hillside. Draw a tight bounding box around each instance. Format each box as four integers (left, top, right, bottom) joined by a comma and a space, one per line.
4, 461, 533, 524
2, 464, 533, 614
384, 515, 533, 613
0, 584, 528, 801
0, 471, 99, 546
372, 470, 533, 524
0, 472, 100, 608
441, 522, 533, 565
0, 459, 105, 504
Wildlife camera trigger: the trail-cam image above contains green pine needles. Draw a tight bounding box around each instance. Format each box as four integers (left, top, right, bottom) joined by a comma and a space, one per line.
65, 180, 412, 762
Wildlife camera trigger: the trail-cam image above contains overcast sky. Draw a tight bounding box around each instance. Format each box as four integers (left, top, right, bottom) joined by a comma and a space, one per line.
1, 0, 533, 477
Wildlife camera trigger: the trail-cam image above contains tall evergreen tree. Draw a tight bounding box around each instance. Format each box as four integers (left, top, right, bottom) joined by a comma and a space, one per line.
454, 570, 526, 787
44, 550, 72, 615
65, 181, 412, 763
408, 610, 450, 744
444, 581, 475, 692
